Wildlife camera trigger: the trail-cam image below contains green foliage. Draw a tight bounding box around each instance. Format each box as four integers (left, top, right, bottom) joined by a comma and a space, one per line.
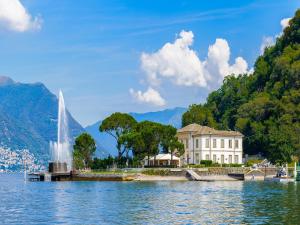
142, 169, 171, 176
185, 164, 205, 168
168, 137, 185, 158
182, 9, 300, 164
245, 159, 263, 167
160, 125, 177, 152
100, 116, 183, 164
91, 156, 141, 170
200, 160, 213, 167
132, 121, 185, 162
73, 133, 96, 169
182, 104, 217, 128
99, 112, 137, 158
118, 131, 145, 159
91, 155, 114, 170
134, 121, 162, 159
223, 164, 242, 167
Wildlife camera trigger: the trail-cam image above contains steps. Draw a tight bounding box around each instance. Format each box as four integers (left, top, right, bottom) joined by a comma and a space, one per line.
186, 170, 202, 181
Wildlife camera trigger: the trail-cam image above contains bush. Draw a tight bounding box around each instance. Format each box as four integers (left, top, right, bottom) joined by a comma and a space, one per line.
200, 160, 213, 167
142, 169, 170, 176
245, 159, 262, 167
212, 163, 221, 167
185, 164, 205, 168
222, 163, 242, 167
144, 165, 177, 168
90, 155, 142, 170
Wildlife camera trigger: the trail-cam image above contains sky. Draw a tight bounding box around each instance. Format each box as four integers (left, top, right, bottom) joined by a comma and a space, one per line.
0, 0, 299, 126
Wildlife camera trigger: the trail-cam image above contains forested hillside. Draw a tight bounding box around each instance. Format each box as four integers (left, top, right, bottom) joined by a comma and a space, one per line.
182, 10, 300, 164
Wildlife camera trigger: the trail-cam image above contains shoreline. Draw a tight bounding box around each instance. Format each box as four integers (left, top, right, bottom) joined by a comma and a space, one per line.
27, 166, 295, 182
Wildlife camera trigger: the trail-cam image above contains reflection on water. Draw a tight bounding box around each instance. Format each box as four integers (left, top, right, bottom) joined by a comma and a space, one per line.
1, 174, 300, 224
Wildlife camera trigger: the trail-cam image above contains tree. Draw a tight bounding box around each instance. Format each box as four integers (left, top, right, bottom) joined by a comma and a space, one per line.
267, 124, 294, 165
99, 112, 137, 159
135, 121, 162, 166
180, 9, 300, 162
160, 125, 177, 152
168, 137, 184, 164
119, 131, 145, 160
119, 122, 185, 166
73, 133, 96, 169
182, 104, 217, 128
159, 125, 184, 164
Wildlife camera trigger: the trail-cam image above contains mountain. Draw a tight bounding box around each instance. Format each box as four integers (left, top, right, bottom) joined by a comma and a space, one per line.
0, 76, 84, 164
130, 107, 186, 128
85, 107, 187, 156
182, 10, 300, 163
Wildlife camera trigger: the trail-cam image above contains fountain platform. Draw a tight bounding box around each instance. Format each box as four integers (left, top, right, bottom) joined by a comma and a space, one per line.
29, 162, 72, 181
49, 161, 68, 173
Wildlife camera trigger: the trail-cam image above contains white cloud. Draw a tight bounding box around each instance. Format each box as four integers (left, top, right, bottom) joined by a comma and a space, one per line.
0, 0, 42, 32
140, 30, 248, 89
130, 87, 166, 106
260, 17, 292, 55
141, 31, 207, 87
260, 36, 275, 54
280, 17, 291, 30
205, 38, 248, 83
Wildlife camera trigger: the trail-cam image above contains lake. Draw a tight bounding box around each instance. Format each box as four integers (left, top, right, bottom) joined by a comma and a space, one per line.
1, 173, 300, 224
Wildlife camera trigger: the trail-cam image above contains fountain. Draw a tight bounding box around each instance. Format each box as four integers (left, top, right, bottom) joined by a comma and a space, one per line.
28, 90, 74, 181
49, 90, 72, 174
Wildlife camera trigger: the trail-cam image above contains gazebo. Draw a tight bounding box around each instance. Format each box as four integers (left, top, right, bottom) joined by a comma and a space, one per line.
144, 153, 180, 167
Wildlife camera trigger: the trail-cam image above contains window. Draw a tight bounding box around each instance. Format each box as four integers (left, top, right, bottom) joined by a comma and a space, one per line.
186, 139, 189, 149
221, 139, 224, 148
213, 154, 217, 162
205, 138, 210, 148
229, 139, 232, 148
195, 153, 200, 164
234, 155, 239, 163
205, 154, 210, 160
196, 139, 199, 148
229, 155, 232, 164
235, 140, 239, 148
213, 139, 217, 148
221, 155, 224, 164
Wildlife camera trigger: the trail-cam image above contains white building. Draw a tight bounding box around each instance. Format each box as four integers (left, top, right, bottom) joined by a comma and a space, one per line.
176, 124, 243, 165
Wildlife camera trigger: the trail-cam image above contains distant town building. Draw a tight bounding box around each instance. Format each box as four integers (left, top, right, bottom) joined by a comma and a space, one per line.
176, 124, 243, 165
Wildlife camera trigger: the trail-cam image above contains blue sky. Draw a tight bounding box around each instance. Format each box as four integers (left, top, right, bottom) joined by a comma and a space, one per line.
0, 0, 299, 126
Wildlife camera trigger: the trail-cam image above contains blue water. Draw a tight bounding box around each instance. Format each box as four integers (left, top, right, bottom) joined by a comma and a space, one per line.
1, 174, 300, 224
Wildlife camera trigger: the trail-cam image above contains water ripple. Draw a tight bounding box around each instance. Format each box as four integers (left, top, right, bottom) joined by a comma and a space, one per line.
1, 174, 300, 224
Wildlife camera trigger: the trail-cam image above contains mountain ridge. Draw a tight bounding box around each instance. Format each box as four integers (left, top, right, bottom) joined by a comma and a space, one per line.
0, 76, 84, 163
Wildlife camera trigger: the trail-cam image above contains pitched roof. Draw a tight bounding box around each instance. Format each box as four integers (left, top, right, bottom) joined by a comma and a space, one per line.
177, 123, 243, 137
177, 123, 203, 132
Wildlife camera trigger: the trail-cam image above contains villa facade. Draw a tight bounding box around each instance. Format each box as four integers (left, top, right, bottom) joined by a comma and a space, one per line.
176, 124, 243, 165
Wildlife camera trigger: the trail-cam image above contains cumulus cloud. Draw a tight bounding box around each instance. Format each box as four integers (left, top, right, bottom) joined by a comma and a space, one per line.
130, 87, 166, 106
205, 38, 248, 83
280, 17, 291, 30
260, 17, 292, 55
0, 0, 42, 32
141, 31, 207, 87
140, 30, 248, 88
260, 36, 275, 54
